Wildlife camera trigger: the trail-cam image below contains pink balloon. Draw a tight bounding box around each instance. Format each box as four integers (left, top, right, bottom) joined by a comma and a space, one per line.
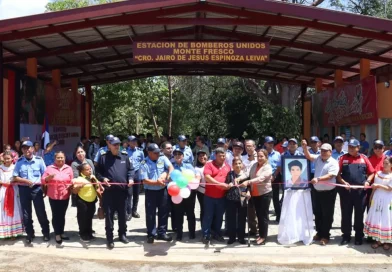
172, 195, 183, 204
188, 178, 200, 190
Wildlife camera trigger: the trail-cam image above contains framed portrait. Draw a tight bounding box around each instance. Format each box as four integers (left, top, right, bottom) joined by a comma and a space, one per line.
282, 156, 310, 190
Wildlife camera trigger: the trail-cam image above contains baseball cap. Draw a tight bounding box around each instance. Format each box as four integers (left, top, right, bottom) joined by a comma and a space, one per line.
173, 147, 184, 154
320, 143, 332, 151
348, 139, 360, 147
264, 136, 274, 143
147, 143, 160, 153
334, 136, 344, 142
310, 136, 320, 142
106, 134, 114, 141
288, 138, 298, 144
110, 137, 121, 145
196, 149, 207, 155
21, 141, 33, 147
374, 140, 385, 146
232, 141, 244, 149
282, 141, 288, 148
178, 135, 187, 141
127, 135, 137, 142
217, 138, 226, 144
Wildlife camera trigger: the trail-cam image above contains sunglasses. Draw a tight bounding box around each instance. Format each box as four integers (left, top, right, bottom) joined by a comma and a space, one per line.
173, 152, 183, 156
374, 146, 383, 150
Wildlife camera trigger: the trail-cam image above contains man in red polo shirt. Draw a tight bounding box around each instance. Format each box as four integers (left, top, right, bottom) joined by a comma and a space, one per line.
202, 147, 231, 244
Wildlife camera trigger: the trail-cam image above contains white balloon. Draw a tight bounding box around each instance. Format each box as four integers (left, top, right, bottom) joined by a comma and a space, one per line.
188, 178, 200, 190
180, 187, 191, 198
167, 182, 176, 188
172, 195, 183, 204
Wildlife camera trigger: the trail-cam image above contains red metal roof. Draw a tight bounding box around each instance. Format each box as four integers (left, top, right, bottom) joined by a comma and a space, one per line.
1, 0, 391, 86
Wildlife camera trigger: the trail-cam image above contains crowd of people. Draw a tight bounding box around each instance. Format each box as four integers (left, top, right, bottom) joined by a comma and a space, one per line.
0, 131, 392, 252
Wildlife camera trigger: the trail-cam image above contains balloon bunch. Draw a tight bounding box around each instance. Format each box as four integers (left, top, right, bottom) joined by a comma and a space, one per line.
167, 169, 200, 204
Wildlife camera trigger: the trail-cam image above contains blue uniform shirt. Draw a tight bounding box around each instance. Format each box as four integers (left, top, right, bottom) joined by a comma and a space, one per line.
94, 146, 108, 163
332, 149, 347, 161
44, 151, 55, 166
268, 150, 281, 174
173, 145, 193, 165
384, 150, 392, 157
13, 155, 46, 185
172, 161, 196, 174
282, 150, 304, 157
139, 156, 172, 191
309, 148, 320, 174
127, 147, 145, 177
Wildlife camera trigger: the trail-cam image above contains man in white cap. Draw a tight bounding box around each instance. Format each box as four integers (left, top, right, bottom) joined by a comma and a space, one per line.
302, 140, 339, 246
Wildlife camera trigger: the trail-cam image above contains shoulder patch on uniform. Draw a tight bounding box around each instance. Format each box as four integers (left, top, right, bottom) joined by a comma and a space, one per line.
100, 150, 107, 155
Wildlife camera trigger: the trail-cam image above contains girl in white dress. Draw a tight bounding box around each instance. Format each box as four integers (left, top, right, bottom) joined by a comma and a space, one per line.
364, 157, 392, 250
0, 151, 23, 239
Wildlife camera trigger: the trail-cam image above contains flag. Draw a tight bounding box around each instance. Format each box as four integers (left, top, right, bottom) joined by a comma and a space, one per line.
41, 115, 50, 149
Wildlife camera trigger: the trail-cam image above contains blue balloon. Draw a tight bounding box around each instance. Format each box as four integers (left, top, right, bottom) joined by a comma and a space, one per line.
170, 169, 183, 182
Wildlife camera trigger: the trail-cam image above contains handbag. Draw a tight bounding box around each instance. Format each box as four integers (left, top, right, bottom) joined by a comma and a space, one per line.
226, 172, 241, 202
97, 206, 105, 220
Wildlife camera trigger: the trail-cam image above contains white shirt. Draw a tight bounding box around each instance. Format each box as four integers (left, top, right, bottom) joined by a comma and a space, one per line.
195, 166, 205, 194
242, 154, 257, 173
343, 141, 348, 152
310, 154, 339, 191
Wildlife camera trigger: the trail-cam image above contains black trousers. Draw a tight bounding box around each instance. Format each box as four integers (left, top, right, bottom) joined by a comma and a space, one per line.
272, 174, 283, 220
102, 189, 127, 241
196, 191, 204, 227
339, 187, 366, 240
145, 188, 170, 237
19, 185, 50, 236
314, 189, 337, 239
126, 183, 140, 215
174, 190, 197, 235
76, 195, 97, 238
253, 191, 272, 239
226, 200, 247, 240
49, 198, 69, 235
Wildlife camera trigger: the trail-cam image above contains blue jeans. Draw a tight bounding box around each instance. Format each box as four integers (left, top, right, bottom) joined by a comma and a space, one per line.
202, 195, 226, 237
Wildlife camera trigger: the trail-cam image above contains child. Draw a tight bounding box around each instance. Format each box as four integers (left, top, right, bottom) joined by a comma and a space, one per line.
0, 151, 23, 239
364, 156, 392, 250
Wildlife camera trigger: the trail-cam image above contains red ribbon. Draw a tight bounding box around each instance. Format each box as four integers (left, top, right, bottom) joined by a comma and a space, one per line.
4, 184, 14, 217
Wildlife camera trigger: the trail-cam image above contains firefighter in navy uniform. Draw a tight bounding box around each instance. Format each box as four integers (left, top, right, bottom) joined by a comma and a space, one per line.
337, 139, 375, 246
96, 137, 135, 249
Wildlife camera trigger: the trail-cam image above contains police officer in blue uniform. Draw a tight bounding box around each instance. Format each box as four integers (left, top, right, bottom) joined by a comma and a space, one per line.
210, 138, 233, 162
172, 147, 199, 241
93, 134, 114, 165
139, 143, 174, 243
384, 138, 392, 157
173, 135, 193, 165
96, 137, 135, 249
13, 141, 50, 244
126, 135, 145, 219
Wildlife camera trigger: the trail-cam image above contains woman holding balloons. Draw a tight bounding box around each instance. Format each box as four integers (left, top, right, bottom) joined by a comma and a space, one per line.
168, 147, 200, 241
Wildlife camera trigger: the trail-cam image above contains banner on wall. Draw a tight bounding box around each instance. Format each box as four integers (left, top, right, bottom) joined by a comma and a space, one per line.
312, 76, 378, 127
19, 77, 82, 160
